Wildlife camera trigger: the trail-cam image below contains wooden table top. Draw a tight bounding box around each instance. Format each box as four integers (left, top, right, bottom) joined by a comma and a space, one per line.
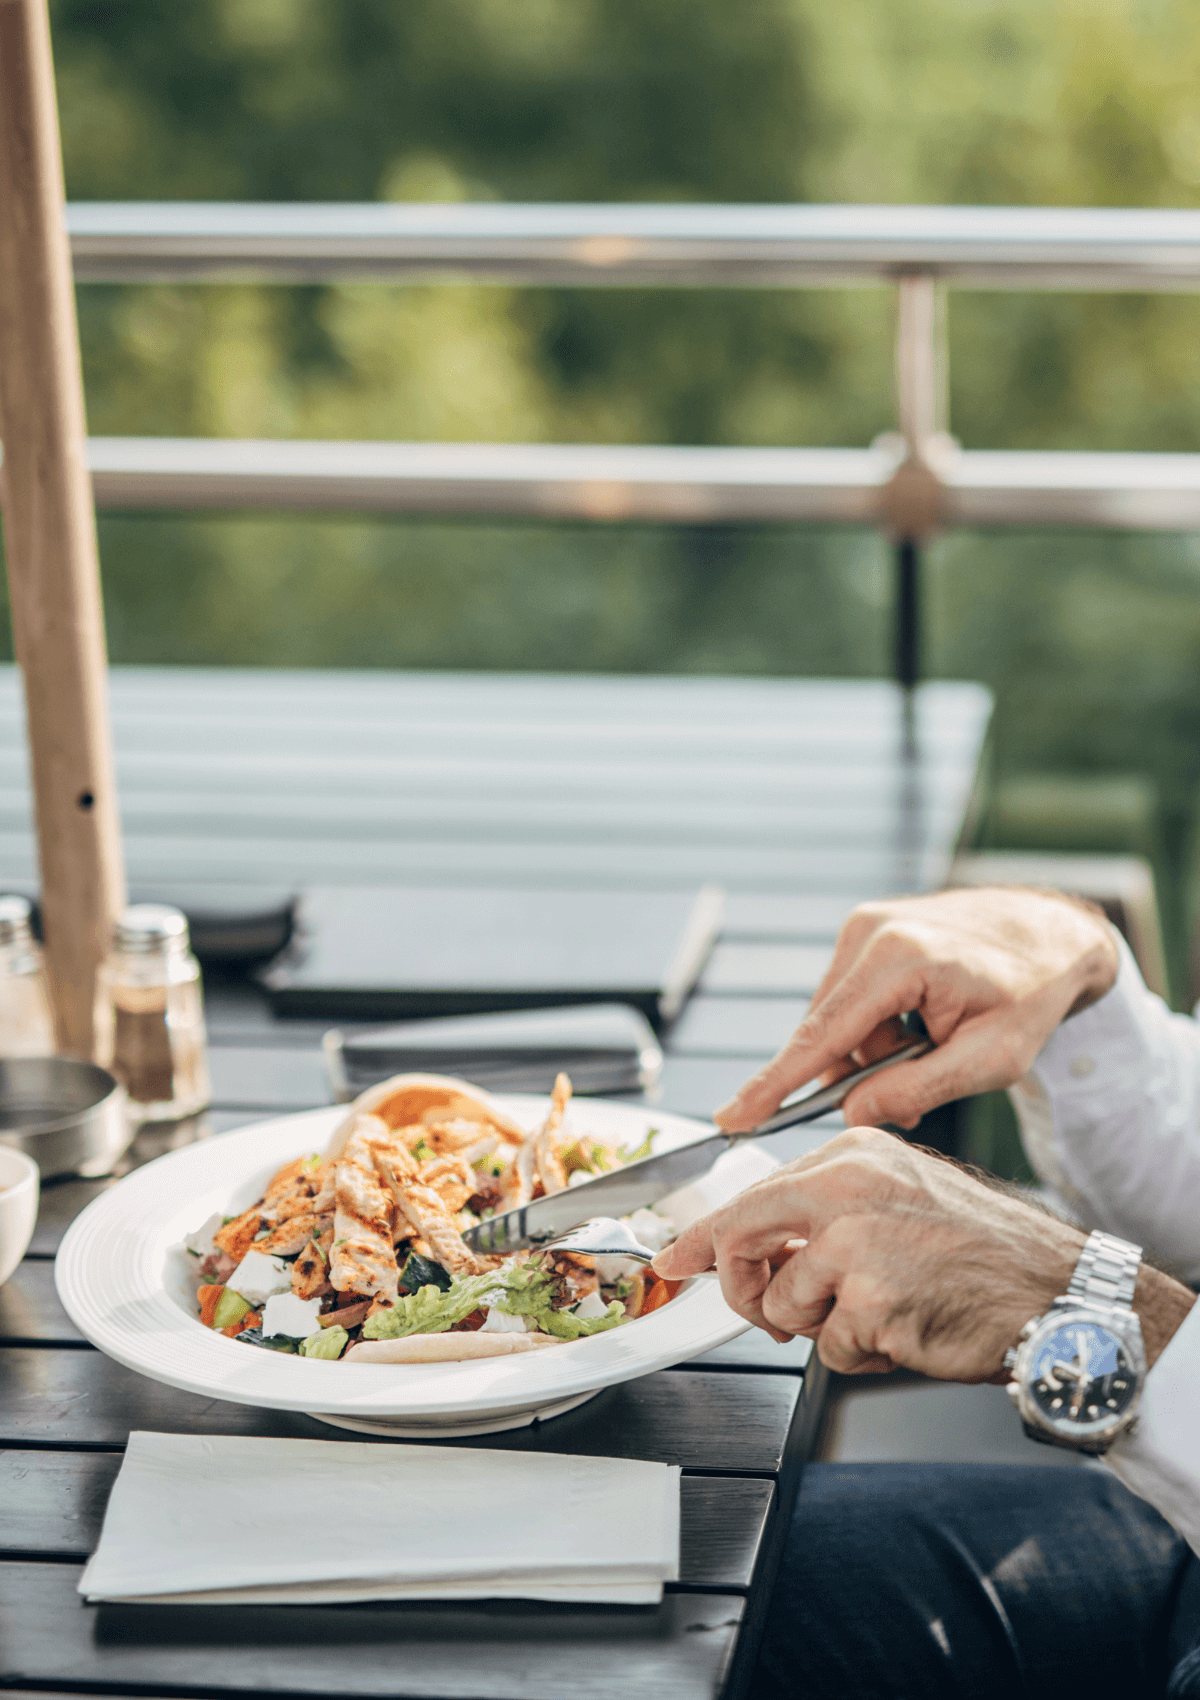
0, 668, 990, 1700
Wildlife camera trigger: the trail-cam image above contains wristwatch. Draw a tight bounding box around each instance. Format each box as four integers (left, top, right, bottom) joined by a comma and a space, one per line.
1004, 1230, 1146, 1455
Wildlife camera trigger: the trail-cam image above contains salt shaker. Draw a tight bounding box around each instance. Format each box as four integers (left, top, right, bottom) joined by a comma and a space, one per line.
0, 895, 56, 1057
94, 904, 211, 1121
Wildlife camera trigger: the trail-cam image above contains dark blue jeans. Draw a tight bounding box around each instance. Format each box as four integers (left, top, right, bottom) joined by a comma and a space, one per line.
753, 1464, 1200, 1699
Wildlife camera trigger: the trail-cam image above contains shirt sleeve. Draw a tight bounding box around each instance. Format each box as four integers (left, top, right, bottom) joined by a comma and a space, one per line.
1105, 1294, 1200, 1555
1008, 934, 1200, 1285
1007, 935, 1200, 1550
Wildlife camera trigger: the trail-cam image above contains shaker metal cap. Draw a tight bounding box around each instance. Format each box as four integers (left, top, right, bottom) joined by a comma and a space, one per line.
0, 894, 34, 946
115, 903, 190, 953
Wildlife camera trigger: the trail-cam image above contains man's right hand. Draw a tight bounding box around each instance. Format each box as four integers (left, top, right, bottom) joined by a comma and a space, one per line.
716, 887, 1120, 1134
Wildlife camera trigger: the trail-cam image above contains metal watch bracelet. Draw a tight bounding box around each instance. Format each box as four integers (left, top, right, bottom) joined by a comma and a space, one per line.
1060, 1229, 1142, 1313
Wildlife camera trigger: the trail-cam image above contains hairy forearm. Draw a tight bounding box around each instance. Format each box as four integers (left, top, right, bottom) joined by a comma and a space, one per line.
1135, 1265, 1197, 1368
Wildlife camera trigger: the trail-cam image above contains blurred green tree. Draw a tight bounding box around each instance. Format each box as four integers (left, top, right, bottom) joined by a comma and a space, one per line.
5, 0, 1200, 997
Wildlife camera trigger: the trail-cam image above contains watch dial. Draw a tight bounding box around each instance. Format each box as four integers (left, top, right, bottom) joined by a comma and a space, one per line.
1029, 1323, 1137, 1427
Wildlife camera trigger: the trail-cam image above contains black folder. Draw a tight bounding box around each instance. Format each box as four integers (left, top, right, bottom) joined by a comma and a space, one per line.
323, 1003, 663, 1101
258, 884, 723, 1029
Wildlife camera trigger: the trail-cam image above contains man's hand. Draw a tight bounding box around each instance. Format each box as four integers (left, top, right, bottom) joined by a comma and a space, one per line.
653, 1127, 1194, 1378
716, 887, 1120, 1133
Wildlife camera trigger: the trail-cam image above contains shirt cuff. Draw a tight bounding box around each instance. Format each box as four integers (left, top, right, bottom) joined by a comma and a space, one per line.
1105, 1292, 1200, 1556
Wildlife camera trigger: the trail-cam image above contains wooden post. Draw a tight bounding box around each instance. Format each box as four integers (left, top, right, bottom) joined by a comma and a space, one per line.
0, 0, 125, 1056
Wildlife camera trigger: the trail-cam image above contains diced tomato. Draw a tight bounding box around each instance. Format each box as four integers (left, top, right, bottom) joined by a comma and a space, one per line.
641, 1276, 681, 1315
198, 1284, 226, 1328
452, 1309, 487, 1332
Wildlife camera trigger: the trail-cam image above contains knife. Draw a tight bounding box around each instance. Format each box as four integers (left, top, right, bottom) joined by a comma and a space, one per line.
462, 1015, 931, 1256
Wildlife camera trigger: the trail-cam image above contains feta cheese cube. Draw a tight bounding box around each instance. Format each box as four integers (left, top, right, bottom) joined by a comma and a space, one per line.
479, 1308, 532, 1334
572, 1291, 610, 1320
184, 1212, 223, 1259
226, 1249, 291, 1307
261, 1292, 324, 1340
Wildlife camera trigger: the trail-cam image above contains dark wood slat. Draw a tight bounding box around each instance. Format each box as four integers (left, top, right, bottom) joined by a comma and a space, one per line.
668, 996, 808, 1057
26, 1177, 112, 1257
0, 1449, 775, 1589
0, 1351, 799, 1473
0, 1261, 81, 1344
700, 943, 832, 996
0, 1561, 744, 1700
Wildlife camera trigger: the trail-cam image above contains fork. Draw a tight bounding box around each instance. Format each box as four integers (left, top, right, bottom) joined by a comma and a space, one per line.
535, 1216, 657, 1263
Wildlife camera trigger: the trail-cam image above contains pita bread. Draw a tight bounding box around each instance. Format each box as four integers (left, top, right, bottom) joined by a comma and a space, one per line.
324, 1073, 529, 1164
344, 1331, 561, 1364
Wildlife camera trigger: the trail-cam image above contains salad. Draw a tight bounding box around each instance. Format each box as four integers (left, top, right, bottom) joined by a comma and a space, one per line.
186, 1071, 680, 1363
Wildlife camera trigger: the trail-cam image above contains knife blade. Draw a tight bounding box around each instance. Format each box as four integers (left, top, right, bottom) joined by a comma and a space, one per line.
462, 1023, 931, 1256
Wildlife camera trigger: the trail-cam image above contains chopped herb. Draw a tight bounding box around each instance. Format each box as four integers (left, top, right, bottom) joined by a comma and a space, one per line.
311, 1239, 327, 1265
412, 1136, 435, 1160
221, 1216, 237, 1225
333, 1238, 348, 1247
303, 1154, 321, 1172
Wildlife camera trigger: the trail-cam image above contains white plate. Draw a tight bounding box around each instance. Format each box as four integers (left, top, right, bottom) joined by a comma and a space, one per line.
56, 1097, 776, 1436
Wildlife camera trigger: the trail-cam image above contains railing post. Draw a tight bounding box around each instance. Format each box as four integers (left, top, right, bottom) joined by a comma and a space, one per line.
879, 274, 952, 695
894, 537, 920, 692
0, 0, 126, 1056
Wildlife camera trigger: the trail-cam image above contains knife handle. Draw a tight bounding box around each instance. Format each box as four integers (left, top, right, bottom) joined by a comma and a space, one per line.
736, 1015, 933, 1141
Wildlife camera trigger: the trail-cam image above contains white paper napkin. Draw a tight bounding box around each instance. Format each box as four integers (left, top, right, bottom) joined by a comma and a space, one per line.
79, 1432, 680, 1607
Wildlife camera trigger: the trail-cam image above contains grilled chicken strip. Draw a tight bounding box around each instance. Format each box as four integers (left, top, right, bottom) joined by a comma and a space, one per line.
421, 1116, 497, 1153
213, 1207, 264, 1263
498, 1135, 538, 1211
418, 1154, 475, 1214
255, 1211, 328, 1257
534, 1071, 573, 1194
291, 1237, 334, 1300
330, 1118, 400, 1301
375, 1156, 483, 1278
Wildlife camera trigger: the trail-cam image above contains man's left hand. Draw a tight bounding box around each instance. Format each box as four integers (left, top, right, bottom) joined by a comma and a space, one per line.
655, 1128, 1195, 1377
654, 1127, 1087, 1380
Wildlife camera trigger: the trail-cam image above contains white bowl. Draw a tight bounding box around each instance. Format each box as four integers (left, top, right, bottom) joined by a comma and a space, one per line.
56, 1098, 776, 1436
0, 1144, 40, 1285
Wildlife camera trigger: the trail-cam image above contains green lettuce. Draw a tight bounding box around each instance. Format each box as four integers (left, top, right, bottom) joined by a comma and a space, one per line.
537, 1300, 626, 1340
362, 1260, 627, 1343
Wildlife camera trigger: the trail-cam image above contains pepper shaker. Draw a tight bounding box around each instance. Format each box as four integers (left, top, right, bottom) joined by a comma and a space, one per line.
94, 904, 211, 1121
0, 895, 56, 1057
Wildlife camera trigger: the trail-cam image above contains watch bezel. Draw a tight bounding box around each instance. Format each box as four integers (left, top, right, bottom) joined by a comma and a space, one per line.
1011, 1302, 1145, 1451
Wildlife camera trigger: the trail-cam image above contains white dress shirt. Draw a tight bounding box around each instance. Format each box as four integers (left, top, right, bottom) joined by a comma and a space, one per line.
1009, 936, 1200, 1552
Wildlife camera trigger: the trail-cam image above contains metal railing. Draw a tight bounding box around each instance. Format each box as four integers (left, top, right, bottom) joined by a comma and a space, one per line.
66, 202, 1200, 289
62, 200, 1200, 686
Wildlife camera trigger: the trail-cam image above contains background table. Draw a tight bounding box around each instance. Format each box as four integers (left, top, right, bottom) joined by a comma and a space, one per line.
0, 669, 991, 1700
